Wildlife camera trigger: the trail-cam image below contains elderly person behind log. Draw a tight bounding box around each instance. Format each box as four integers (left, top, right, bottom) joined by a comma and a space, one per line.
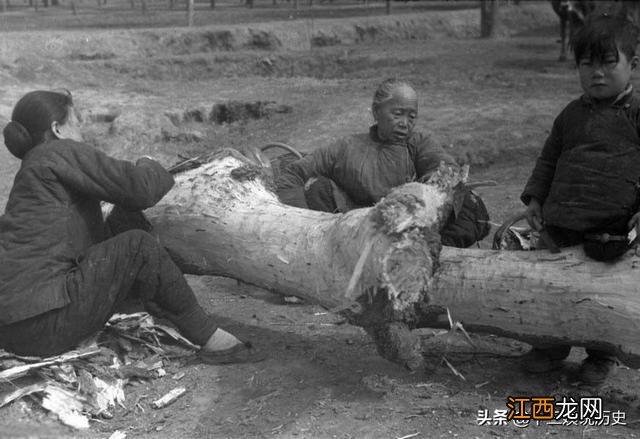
277, 78, 490, 248
0, 89, 262, 364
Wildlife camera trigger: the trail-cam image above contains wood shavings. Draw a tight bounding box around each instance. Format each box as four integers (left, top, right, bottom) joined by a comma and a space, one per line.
0, 347, 101, 381
108, 430, 127, 439
0, 312, 195, 429
41, 384, 90, 429
0, 381, 47, 408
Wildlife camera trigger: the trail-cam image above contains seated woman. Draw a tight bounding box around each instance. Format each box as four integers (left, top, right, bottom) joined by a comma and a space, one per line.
277, 78, 490, 248
0, 89, 262, 364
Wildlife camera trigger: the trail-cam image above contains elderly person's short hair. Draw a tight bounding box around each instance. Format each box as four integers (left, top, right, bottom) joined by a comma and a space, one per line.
372, 78, 416, 112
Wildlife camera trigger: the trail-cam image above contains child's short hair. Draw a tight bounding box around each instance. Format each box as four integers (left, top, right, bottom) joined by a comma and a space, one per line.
570, 14, 639, 65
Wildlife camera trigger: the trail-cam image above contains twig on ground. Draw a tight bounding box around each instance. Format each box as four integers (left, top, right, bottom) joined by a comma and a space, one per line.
152, 387, 186, 409
442, 356, 466, 381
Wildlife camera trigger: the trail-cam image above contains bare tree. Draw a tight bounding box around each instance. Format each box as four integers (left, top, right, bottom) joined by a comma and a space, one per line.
385, 0, 390, 15
480, 0, 499, 38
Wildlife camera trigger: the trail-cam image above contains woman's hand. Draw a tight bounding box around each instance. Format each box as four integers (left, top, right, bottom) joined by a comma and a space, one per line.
628, 211, 640, 237
524, 198, 544, 231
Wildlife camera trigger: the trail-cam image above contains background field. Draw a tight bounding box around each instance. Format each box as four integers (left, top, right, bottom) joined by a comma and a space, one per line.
1, 1, 639, 438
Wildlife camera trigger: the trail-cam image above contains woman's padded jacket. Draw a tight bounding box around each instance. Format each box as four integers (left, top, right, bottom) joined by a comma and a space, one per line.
0, 140, 174, 325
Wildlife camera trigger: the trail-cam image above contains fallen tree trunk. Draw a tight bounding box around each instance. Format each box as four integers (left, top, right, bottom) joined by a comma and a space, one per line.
141, 149, 640, 369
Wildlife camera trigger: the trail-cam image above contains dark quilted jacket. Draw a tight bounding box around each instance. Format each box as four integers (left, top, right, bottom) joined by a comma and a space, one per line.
521, 89, 640, 231
0, 140, 174, 325
277, 126, 457, 208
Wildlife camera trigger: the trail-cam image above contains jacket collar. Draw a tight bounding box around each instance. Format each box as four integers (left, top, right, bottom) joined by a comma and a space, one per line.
580, 84, 634, 108
369, 124, 383, 143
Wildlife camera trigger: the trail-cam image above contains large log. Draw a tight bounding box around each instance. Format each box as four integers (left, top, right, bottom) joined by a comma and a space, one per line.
142, 149, 640, 370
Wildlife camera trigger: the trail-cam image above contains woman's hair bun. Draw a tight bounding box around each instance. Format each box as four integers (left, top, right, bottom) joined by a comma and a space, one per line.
3, 120, 34, 159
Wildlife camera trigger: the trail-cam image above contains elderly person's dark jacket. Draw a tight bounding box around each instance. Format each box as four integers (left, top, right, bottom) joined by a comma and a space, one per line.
0, 139, 173, 325
277, 126, 457, 208
521, 88, 640, 232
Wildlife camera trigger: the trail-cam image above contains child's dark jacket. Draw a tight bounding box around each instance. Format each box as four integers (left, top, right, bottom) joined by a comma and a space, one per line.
521, 89, 640, 232
0, 140, 174, 325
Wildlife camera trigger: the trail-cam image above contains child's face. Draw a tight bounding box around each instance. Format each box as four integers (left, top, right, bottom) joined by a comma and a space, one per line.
373, 85, 418, 144
578, 49, 638, 100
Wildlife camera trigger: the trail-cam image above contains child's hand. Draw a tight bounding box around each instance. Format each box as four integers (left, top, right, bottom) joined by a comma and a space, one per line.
524, 198, 544, 231
628, 211, 640, 237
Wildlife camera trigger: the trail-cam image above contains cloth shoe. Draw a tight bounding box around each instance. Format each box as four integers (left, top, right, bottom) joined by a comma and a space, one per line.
521, 346, 571, 373
197, 341, 266, 365
578, 355, 617, 386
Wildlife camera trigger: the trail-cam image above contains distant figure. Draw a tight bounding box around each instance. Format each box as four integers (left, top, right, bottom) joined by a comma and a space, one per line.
276, 78, 491, 249
550, 0, 595, 61
0, 89, 263, 364
520, 15, 640, 385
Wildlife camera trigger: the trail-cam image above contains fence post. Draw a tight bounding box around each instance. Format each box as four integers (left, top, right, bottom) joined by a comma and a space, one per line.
187, 0, 194, 26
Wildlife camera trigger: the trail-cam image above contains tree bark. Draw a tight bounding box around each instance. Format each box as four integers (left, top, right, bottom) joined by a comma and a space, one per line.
140, 150, 640, 370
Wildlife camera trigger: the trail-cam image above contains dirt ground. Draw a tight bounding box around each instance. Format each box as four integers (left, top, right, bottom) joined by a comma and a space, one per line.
1, 2, 640, 438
